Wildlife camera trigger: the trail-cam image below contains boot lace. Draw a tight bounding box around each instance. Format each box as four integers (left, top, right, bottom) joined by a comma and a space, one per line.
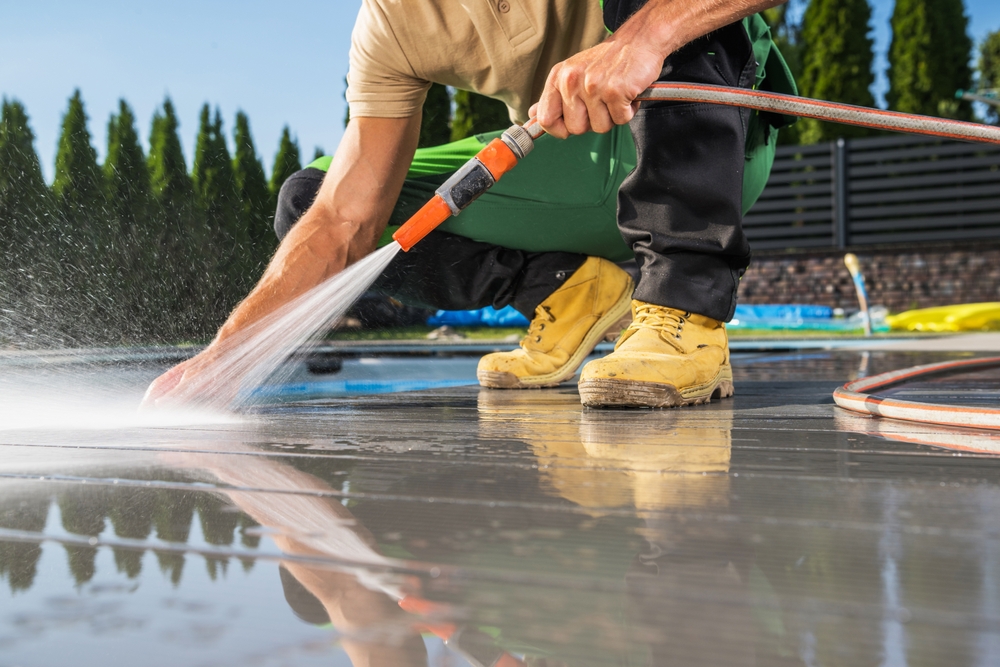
627, 303, 690, 349
522, 305, 555, 349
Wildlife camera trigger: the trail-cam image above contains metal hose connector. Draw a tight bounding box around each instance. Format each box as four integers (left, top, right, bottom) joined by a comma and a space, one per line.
501, 124, 535, 159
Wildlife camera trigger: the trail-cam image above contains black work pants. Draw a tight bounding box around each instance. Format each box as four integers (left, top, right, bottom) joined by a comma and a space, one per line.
605, 0, 756, 321
274, 169, 585, 318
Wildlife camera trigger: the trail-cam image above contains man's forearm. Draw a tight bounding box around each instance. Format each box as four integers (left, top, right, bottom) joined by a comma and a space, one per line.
213, 115, 421, 346
615, 0, 786, 58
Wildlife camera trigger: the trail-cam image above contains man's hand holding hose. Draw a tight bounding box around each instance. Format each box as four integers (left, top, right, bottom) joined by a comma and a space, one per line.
530, 0, 785, 138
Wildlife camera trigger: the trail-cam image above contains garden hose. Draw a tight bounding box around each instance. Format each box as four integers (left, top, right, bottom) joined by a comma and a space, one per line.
392, 82, 1000, 252
833, 357, 1000, 430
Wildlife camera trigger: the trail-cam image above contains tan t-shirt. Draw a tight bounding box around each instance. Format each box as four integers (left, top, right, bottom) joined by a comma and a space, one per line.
347, 0, 608, 124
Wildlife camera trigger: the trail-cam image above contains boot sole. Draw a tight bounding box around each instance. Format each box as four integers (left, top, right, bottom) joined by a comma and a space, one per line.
477, 280, 635, 390
579, 365, 735, 408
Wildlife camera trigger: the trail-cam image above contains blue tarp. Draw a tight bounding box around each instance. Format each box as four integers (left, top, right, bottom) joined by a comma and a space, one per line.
427, 304, 832, 329
734, 304, 832, 320
427, 305, 530, 328
427, 303, 887, 332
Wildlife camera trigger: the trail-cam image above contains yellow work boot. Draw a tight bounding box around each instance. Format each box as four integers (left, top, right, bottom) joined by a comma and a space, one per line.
578, 300, 734, 408
477, 257, 634, 389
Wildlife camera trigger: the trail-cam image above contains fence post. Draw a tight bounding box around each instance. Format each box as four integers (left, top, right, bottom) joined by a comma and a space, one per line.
833, 138, 850, 248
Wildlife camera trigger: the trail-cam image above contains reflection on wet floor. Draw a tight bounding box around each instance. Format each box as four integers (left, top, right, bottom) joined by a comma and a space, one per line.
1, 349, 1000, 665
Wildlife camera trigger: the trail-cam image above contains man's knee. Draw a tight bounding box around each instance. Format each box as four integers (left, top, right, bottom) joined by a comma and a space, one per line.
273, 168, 326, 241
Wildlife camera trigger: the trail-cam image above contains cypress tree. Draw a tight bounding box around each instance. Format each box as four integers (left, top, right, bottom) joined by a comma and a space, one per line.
313, 146, 326, 161
192, 105, 247, 308
104, 100, 154, 339
52, 90, 105, 229
148, 98, 194, 216
105, 100, 150, 232
232, 111, 274, 275
192, 105, 239, 227
147, 98, 215, 341
980, 30, 1000, 124
52, 90, 111, 341
0, 495, 48, 592
58, 488, 106, 585
269, 126, 302, 199
798, 0, 876, 143
420, 83, 452, 147
0, 99, 47, 233
451, 90, 511, 141
108, 487, 154, 579
0, 99, 49, 328
887, 0, 974, 119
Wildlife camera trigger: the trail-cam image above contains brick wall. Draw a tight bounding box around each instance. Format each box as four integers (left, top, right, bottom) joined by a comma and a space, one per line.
738, 243, 1000, 312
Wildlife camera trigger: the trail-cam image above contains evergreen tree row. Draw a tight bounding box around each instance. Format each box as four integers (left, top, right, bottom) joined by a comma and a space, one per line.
777, 0, 997, 143
0, 92, 305, 346
0, 483, 263, 591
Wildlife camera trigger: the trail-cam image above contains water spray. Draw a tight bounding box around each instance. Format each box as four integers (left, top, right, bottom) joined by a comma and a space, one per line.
169, 83, 1000, 409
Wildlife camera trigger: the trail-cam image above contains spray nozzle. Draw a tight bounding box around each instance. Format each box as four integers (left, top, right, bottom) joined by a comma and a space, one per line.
392, 124, 536, 251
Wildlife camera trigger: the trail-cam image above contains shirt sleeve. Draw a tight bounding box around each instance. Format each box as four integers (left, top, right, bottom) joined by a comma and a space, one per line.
347, 0, 430, 119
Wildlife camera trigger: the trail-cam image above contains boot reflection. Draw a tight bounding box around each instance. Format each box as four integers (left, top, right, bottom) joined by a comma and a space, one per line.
478, 390, 758, 665
578, 409, 731, 511
477, 388, 732, 512
581, 410, 757, 666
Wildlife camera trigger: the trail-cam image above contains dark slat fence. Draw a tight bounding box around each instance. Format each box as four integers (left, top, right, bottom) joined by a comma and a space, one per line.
745, 135, 1000, 250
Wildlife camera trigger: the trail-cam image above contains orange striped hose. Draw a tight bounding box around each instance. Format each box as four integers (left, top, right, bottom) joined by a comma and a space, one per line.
395, 83, 1000, 252
833, 357, 1000, 430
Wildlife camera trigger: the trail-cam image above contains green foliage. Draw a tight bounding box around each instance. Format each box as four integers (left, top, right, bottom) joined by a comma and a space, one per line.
104, 100, 158, 338
193, 106, 250, 308
798, 0, 876, 143
451, 89, 510, 142
980, 30, 1000, 124
0, 99, 47, 212
269, 126, 302, 198
51, 91, 121, 341
53, 90, 105, 224
887, 0, 973, 119
148, 98, 197, 229
232, 111, 274, 277
0, 98, 49, 312
0, 92, 311, 346
0, 495, 47, 592
146, 99, 220, 341
105, 100, 150, 231
193, 105, 238, 223
420, 83, 452, 147
762, 3, 805, 145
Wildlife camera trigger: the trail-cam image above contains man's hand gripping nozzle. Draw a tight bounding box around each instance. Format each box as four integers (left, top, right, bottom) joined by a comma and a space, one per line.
392, 124, 537, 251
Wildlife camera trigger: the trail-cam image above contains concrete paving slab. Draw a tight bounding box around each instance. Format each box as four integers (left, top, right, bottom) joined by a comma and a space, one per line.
0, 348, 999, 665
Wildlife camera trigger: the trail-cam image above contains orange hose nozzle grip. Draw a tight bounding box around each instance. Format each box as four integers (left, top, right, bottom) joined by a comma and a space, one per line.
392, 194, 453, 252
392, 126, 534, 252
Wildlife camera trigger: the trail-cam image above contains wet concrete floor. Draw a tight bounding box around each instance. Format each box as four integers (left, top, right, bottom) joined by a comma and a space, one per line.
1, 347, 1000, 666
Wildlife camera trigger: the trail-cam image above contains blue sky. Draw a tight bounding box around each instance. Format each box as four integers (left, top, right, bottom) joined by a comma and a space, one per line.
1, 0, 998, 183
